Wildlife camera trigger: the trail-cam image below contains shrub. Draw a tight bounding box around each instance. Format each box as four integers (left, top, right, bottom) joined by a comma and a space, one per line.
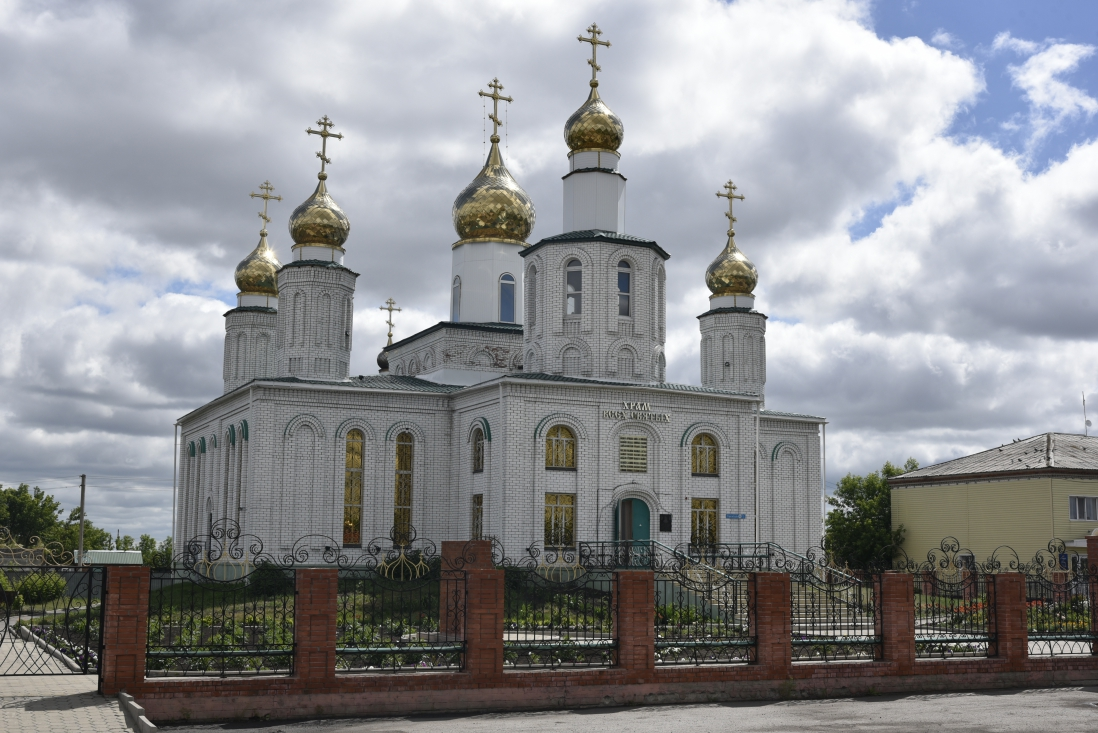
248, 564, 294, 597
18, 571, 67, 603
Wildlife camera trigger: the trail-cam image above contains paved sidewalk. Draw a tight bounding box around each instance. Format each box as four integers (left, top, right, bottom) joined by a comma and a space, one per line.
0, 675, 129, 733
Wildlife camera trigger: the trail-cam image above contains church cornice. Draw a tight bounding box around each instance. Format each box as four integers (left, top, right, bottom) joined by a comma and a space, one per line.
696, 306, 767, 319
279, 259, 360, 277
385, 320, 523, 352
223, 306, 277, 317
521, 229, 670, 260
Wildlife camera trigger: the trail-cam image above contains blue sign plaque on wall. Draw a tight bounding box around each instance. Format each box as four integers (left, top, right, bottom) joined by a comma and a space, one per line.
725, 513, 747, 520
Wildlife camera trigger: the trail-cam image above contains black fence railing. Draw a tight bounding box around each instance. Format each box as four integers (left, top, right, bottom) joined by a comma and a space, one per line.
913, 570, 993, 658
791, 570, 880, 662
335, 558, 465, 673
654, 563, 752, 665
146, 564, 295, 676
1024, 541, 1093, 657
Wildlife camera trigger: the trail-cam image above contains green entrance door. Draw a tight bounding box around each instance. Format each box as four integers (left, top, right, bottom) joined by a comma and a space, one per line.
618, 498, 651, 542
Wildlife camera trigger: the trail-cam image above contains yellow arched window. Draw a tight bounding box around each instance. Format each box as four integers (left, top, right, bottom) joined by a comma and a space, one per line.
545, 425, 576, 470
394, 431, 414, 545
343, 429, 364, 545
691, 433, 718, 476
472, 427, 485, 473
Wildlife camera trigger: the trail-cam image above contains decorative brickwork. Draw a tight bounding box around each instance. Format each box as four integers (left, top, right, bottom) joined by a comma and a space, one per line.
100, 566, 150, 696
294, 569, 337, 685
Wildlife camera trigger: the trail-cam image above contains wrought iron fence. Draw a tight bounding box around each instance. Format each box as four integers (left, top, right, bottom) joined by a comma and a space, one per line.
335, 540, 465, 673
791, 556, 880, 662
654, 545, 753, 665
146, 564, 295, 676
1024, 540, 1093, 656
501, 545, 615, 668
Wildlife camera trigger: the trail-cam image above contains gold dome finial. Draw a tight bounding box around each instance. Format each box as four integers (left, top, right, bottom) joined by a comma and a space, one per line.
452, 80, 536, 245
235, 181, 283, 296
289, 116, 350, 248
705, 180, 758, 297
565, 23, 624, 152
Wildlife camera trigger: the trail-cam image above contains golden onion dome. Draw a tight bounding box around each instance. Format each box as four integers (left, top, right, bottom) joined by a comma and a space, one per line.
705, 233, 758, 297
288, 175, 350, 248
452, 138, 535, 244
234, 231, 281, 296
564, 81, 624, 152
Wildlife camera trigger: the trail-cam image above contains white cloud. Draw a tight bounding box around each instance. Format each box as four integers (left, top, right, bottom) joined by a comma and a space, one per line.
930, 29, 961, 50
0, 0, 1097, 541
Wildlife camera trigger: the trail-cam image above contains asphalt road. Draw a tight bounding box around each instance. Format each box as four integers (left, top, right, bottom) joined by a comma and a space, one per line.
162, 686, 1098, 732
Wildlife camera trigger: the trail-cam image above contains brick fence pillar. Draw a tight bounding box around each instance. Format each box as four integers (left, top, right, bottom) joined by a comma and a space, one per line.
1088, 535, 1098, 656
880, 572, 915, 674
445, 541, 504, 679
293, 568, 337, 684
752, 572, 791, 675
614, 570, 654, 676
991, 573, 1027, 670
100, 565, 150, 695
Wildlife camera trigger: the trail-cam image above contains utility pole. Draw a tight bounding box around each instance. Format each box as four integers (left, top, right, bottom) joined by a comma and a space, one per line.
78, 473, 86, 566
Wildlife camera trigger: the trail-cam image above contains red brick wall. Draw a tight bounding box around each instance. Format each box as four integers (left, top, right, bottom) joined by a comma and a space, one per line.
119, 565, 1098, 724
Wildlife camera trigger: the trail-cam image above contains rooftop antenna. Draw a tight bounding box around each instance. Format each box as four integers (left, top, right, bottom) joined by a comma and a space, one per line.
1085, 391, 1091, 436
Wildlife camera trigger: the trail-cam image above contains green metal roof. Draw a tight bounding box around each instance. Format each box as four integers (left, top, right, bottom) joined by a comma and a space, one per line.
521, 229, 670, 260
385, 321, 523, 352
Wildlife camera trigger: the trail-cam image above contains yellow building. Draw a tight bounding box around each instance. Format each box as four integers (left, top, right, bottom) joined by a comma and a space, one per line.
889, 433, 1098, 565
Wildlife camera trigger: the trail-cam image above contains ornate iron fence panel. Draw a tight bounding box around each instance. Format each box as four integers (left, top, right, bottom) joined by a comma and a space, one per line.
1024, 540, 1093, 656
0, 564, 104, 675
791, 569, 880, 662
654, 557, 753, 666
500, 545, 615, 669
146, 565, 295, 677
335, 557, 465, 673
912, 570, 992, 658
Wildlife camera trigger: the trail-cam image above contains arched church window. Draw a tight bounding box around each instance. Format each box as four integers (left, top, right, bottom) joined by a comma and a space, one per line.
344, 429, 364, 546
451, 277, 461, 322
499, 274, 515, 323
545, 425, 576, 470
565, 259, 582, 315
562, 347, 581, 376
394, 431, 414, 545
691, 433, 719, 476
472, 427, 485, 473
617, 260, 631, 317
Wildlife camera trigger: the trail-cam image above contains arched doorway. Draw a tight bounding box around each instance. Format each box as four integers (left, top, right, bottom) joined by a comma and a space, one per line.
617, 498, 651, 542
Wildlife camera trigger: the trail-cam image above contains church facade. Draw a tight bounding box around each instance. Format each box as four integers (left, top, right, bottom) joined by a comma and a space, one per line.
174, 27, 825, 560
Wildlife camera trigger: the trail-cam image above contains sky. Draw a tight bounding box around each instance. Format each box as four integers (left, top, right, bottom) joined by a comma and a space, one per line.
1, 0, 1097, 543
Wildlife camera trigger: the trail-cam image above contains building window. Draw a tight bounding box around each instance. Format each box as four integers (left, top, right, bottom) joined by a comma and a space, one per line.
499, 273, 516, 323
472, 427, 485, 473
544, 493, 575, 548
691, 433, 719, 476
451, 276, 461, 322
472, 494, 484, 540
691, 499, 718, 548
394, 431, 414, 544
619, 435, 648, 473
565, 259, 582, 315
343, 429, 364, 545
617, 260, 631, 317
1070, 496, 1098, 521
545, 425, 576, 470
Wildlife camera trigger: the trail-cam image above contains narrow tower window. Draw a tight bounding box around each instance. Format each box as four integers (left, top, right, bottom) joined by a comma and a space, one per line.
617, 260, 631, 317
545, 425, 576, 469
472, 427, 485, 473
499, 273, 516, 323
394, 431, 414, 545
565, 259, 582, 315
344, 429, 364, 546
451, 277, 461, 322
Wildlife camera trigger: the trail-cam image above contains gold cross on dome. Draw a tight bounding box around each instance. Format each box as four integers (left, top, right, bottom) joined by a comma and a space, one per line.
306, 115, 344, 177
379, 297, 402, 346
716, 180, 745, 229
578, 23, 611, 82
249, 181, 282, 232
478, 78, 513, 142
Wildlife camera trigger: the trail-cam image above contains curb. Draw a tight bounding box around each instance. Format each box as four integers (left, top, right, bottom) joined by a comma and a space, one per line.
118, 692, 157, 733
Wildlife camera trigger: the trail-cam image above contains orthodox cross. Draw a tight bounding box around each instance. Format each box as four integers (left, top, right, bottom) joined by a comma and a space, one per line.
249, 180, 282, 232
306, 115, 344, 177
716, 179, 745, 232
478, 78, 512, 142
578, 23, 611, 82
379, 298, 401, 346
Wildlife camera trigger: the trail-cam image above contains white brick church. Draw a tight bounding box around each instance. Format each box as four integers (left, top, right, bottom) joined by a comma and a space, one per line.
174, 27, 825, 560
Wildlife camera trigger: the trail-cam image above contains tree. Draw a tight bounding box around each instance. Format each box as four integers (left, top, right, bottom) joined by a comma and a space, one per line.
0, 484, 63, 546
823, 458, 916, 570
138, 534, 173, 567
49, 508, 112, 553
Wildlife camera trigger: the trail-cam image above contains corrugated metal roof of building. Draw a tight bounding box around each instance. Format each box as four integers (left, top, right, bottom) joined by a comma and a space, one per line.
262, 375, 465, 393
891, 432, 1098, 483
77, 550, 144, 565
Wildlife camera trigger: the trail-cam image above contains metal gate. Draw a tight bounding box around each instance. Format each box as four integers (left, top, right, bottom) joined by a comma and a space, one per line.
1, 556, 105, 675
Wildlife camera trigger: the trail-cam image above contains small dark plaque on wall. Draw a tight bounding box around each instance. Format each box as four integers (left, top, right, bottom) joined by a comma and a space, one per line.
659, 514, 672, 533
